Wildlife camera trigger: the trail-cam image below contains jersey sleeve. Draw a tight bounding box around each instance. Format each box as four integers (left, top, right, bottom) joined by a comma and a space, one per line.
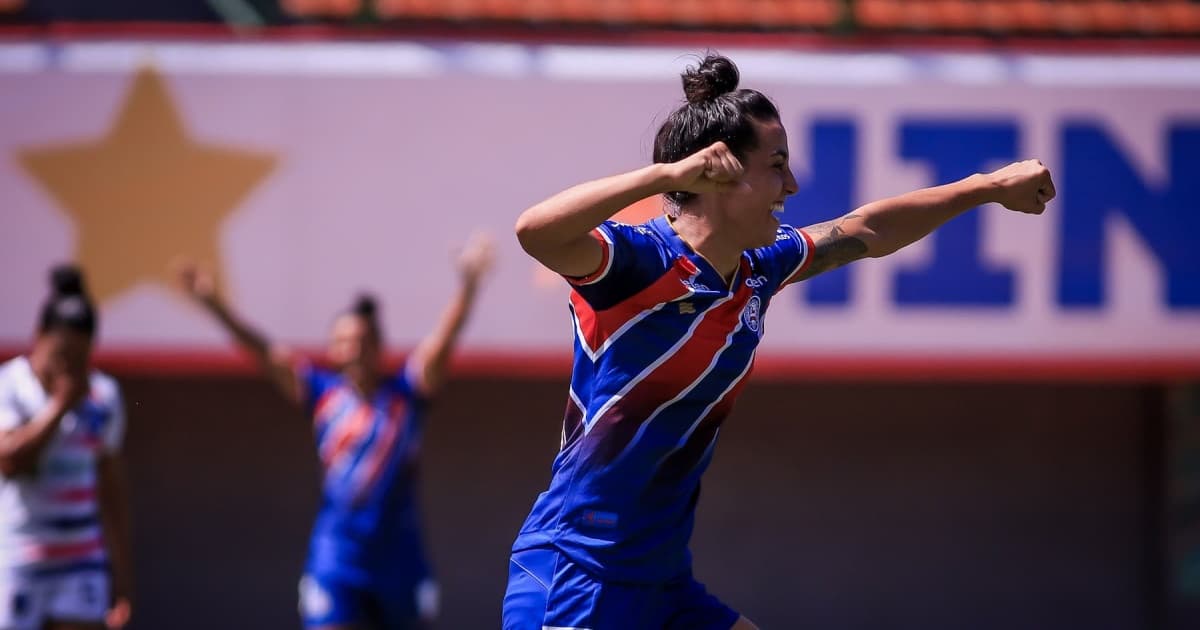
753, 224, 814, 293
300, 362, 338, 415
0, 378, 20, 432
396, 361, 431, 410
101, 383, 127, 454
565, 221, 671, 309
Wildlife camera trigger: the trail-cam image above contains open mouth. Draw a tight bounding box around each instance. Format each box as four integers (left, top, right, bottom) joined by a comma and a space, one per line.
770, 201, 785, 217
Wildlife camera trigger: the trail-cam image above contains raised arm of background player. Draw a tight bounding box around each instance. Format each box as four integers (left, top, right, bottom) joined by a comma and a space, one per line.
174, 237, 494, 403
405, 233, 495, 397
174, 263, 307, 406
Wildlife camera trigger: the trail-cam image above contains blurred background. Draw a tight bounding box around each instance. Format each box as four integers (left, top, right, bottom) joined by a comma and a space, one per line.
1, 1, 1198, 629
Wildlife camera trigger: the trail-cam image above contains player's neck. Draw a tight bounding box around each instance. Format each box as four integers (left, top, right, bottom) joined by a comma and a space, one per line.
668, 214, 742, 283
343, 366, 379, 399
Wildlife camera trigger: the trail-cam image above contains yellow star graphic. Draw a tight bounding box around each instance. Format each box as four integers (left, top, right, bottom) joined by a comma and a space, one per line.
18, 67, 276, 303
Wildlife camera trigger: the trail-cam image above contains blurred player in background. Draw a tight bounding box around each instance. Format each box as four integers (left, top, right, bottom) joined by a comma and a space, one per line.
0, 266, 133, 630
177, 234, 494, 630
505, 54, 1056, 629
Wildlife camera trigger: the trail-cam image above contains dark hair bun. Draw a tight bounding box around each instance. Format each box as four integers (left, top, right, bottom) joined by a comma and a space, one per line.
49, 264, 86, 297
682, 54, 740, 104
352, 293, 378, 319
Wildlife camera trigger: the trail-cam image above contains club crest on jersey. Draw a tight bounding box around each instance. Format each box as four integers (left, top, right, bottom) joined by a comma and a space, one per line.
742, 295, 762, 333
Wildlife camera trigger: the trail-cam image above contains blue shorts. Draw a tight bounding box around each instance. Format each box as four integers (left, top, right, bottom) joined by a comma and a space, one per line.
299, 572, 438, 630
502, 547, 739, 630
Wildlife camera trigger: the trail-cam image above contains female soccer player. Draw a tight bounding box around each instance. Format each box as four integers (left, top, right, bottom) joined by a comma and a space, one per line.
504, 54, 1055, 629
177, 234, 493, 630
0, 266, 134, 630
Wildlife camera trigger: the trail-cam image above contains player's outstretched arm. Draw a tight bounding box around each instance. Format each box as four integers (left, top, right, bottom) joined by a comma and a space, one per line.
174, 261, 304, 406
515, 141, 744, 277
791, 159, 1055, 282
408, 233, 494, 397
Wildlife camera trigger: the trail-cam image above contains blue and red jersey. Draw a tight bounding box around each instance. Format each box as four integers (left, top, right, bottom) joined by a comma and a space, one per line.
302, 363, 431, 586
512, 215, 813, 583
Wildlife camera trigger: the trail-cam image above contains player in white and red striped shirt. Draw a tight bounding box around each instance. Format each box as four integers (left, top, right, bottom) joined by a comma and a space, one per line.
0, 266, 132, 630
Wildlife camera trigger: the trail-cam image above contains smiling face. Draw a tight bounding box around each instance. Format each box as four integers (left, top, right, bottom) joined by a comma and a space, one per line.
328, 313, 380, 374
709, 117, 799, 250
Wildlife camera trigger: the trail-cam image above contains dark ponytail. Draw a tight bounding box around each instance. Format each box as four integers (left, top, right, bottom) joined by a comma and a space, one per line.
681, 54, 741, 104
654, 53, 781, 206
38, 264, 97, 338
350, 293, 382, 341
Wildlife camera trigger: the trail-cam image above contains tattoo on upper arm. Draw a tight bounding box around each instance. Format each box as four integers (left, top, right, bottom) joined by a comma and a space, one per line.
794, 213, 869, 282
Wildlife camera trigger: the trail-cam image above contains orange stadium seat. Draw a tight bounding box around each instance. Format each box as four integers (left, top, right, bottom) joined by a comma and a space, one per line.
631, 0, 675, 24
280, 0, 311, 17
905, 0, 941, 30
374, 0, 439, 20
931, 0, 978, 31
460, 0, 505, 20
1052, 1, 1096, 34
557, 0, 603, 23
1163, 0, 1200, 33
660, 0, 700, 26
1010, 0, 1056, 32
856, 0, 905, 29
515, 0, 554, 22
1088, 1, 1127, 33
594, 0, 637, 23
707, 0, 747, 26
744, 0, 782, 27
983, 0, 1022, 32
784, 0, 841, 28
329, 0, 361, 16
742, 0, 778, 27
1129, 1, 1170, 34
449, 0, 503, 21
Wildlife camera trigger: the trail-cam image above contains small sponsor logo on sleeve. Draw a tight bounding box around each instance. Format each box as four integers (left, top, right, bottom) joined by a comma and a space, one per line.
581, 510, 619, 528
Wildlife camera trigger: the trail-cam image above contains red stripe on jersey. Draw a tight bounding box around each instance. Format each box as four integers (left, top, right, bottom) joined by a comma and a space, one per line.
586, 268, 755, 463
353, 397, 407, 502
73, 435, 103, 449
570, 255, 699, 356
28, 539, 104, 562
320, 404, 373, 469
654, 366, 754, 486
50, 487, 96, 502
565, 228, 614, 286
313, 387, 346, 431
